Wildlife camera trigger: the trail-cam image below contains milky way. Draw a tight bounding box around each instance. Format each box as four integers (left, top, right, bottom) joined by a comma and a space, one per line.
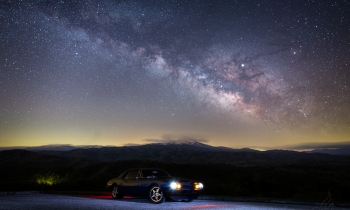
0, 0, 349, 148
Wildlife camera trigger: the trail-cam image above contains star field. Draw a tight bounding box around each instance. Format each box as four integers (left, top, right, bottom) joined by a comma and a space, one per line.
0, 0, 349, 149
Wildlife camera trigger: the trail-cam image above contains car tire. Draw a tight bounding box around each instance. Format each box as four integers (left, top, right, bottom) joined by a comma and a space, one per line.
148, 185, 165, 204
111, 185, 123, 199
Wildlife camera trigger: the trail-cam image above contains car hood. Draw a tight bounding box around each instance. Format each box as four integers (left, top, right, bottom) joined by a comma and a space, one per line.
161, 176, 193, 182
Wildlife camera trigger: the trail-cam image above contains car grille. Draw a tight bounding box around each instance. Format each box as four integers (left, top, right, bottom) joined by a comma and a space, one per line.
180, 182, 193, 190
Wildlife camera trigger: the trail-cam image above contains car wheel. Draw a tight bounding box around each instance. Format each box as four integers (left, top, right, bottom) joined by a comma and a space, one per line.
111, 185, 123, 199
148, 186, 165, 204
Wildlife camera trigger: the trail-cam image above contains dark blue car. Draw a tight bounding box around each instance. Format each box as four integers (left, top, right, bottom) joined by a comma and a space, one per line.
106, 168, 204, 204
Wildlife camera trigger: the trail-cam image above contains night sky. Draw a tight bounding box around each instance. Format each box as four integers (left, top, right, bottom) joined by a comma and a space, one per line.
1, 0, 349, 149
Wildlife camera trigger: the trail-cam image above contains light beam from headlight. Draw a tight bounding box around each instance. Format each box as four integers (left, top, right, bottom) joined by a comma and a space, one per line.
170, 182, 181, 190
194, 182, 204, 190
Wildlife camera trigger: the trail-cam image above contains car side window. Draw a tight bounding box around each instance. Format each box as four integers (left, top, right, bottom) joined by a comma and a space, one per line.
142, 169, 170, 178
124, 170, 139, 179
123, 172, 128, 179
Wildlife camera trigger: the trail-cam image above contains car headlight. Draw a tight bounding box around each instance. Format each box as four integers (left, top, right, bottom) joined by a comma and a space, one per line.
194, 182, 203, 190
170, 182, 181, 190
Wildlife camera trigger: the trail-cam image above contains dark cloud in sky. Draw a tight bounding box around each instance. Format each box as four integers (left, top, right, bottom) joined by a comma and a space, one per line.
144, 135, 208, 144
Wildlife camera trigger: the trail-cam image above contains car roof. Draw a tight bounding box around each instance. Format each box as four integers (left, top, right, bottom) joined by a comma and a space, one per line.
118, 168, 168, 178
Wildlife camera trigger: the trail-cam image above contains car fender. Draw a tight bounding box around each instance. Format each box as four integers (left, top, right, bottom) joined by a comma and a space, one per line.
107, 178, 121, 188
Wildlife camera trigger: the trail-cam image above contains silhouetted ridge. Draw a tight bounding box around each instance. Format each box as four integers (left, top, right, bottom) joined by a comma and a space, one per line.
29, 143, 350, 166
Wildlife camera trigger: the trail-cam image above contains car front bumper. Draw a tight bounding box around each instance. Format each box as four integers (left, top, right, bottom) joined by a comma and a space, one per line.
166, 189, 201, 200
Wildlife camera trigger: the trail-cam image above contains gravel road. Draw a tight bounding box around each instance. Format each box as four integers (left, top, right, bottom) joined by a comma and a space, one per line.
0, 193, 346, 210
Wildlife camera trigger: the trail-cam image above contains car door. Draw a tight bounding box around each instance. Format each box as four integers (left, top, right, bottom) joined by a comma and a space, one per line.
139, 169, 164, 196
121, 170, 142, 196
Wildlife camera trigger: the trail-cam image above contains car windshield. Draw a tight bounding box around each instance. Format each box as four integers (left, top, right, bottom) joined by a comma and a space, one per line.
141, 169, 170, 178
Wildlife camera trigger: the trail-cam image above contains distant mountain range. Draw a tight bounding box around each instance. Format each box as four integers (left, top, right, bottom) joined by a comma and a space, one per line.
0, 144, 104, 151
1, 141, 349, 156
1, 141, 347, 166
308, 146, 350, 156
